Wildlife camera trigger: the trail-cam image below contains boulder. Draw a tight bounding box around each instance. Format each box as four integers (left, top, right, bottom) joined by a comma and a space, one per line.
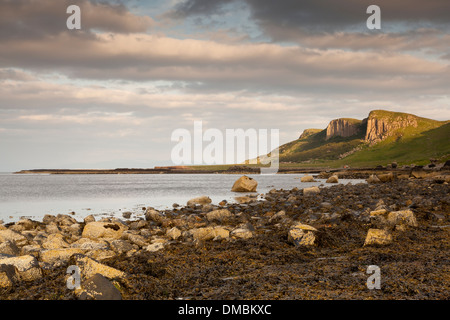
166, 227, 182, 240
387, 210, 418, 227
71, 238, 109, 251
0, 264, 20, 288
0, 240, 20, 256
268, 210, 286, 223
122, 211, 132, 219
0, 229, 28, 246
127, 234, 148, 247
377, 172, 394, 182
189, 226, 230, 241
288, 223, 318, 246
15, 218, 36, 231
40, 248, 87, 266
68, 223, 83, 235
369, 209, 388, 217
0, 255, 43, 282
411, 170, 428, 179
84, 215, 96, 224
145, 242, 165, 252
300, 175, 316, 182
186, 196, 212, 206
230, 227, 254, 239
231, 176, 258, 192
234, 196, 253, 204
56, 214, 77, 226
366, 174, 381, 184
78, 273, 122, 300
42, 233, 70, 250
110, 240, 136, 254
363, 228, 393, 246
69, 254, 127, 280
81, 221, 128, 240
206, 209, 232, 222
326, 175, 339, 183
145, 209, 165, 224
21, 245, 42, 258
303, 186, 320, 196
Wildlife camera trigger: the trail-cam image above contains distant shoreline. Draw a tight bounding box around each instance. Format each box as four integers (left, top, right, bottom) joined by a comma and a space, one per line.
13, 163, 443, 178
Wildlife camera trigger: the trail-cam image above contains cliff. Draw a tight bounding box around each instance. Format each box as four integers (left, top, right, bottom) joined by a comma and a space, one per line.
276, 109, 449, 166
325, 118, 364, 140
364, 110, 418, 143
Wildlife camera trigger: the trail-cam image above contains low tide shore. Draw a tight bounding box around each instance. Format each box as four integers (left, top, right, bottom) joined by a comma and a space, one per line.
1, 169, 449, 300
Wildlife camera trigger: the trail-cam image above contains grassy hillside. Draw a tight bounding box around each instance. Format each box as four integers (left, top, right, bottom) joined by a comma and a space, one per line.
277, 110, 450, 168
278, 129, 365, 163
341, 121, 450, 167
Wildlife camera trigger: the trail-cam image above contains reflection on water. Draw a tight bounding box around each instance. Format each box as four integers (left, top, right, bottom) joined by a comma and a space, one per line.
0, 173, 365, 223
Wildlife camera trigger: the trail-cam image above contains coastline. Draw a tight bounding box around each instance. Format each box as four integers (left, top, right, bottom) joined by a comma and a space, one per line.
1, 171, 449, 299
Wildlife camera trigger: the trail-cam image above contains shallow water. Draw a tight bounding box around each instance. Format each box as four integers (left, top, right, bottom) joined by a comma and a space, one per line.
0, 173, 365, 223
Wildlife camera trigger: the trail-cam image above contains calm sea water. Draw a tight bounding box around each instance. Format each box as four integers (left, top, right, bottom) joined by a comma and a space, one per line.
0, 173, 365, 223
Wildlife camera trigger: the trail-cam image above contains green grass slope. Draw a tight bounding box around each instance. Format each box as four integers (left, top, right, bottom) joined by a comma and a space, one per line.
279, 128, 365, 163
278, 110, 450, 168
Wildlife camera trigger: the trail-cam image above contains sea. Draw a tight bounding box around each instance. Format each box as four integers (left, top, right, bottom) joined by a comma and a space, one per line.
0, 172, 365, 223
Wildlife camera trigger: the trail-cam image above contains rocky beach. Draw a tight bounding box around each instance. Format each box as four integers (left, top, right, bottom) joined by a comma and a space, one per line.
1, 167, 449, 300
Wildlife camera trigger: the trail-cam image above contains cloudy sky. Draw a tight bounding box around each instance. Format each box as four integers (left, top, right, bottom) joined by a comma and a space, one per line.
1, 0, 449, 171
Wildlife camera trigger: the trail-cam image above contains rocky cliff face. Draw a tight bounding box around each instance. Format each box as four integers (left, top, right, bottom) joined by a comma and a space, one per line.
364, 110, 418, 143
325, 118, 362, 140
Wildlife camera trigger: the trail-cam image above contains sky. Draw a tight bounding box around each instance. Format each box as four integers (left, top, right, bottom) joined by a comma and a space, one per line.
0, 0, 449, 171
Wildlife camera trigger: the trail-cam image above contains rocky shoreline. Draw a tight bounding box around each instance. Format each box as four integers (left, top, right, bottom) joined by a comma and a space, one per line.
1, 170, 449, 300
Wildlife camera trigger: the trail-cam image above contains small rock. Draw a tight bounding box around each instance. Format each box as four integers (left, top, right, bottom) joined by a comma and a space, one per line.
122, 211, 132, 219
369, 209, 388, 216
303, 186, 320, 196
145, 242, 165, 252
84, 215, 96, 224
301, 175, 316, 182
189, 226, 230, 241
71, 238, 109, 251
166, 227, 182, 240
40, 248, 86, 266
288, 223, 317, 246
230, 227, 254, 239
187, 196, 212, 207
269, 210, 285, 223
127, 234, 148, 247
363, 228, 393, 246
42, 233, 70, 250
82, 221, 128, 240
411, 170, 429, 179
45, 224, 61, 234
377, 172, 394, 182
110, 240, 136, 254
326, 175, 339, 183
69, 254, 127, 280
16, 218, 36, 231
206, 209, 232, 222
145, 209, 166, 225
387, 210, 418, 227
78, 273, 122, 300
234, 196, 252, 204
366, 175, 381, 184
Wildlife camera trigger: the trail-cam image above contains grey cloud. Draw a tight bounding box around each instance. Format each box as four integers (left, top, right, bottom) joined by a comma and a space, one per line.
0, 0, 154, 41
170, 0, 450, 36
